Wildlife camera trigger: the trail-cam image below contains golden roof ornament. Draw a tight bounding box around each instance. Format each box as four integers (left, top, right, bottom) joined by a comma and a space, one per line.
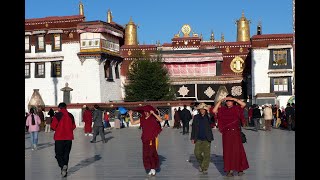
236, 10, 251, 42
79, 1, 84, 16
210, 30, 215, 42
107, 9, 113, 23
221, 33, 225, 42
181, 24, 191, 37
125, 16, 138, 45
174, 31, 180, 37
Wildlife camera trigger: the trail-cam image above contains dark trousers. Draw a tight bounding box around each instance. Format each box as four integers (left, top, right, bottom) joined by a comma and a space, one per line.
182, 121, 190, 134
55, 140, 72, 169
92, 126, 105, 142
163, 120, 170, 127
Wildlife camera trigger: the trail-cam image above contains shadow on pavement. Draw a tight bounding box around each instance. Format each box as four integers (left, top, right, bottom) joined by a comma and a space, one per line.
25, 142, 55, 150
188, 154, 225, 176
155, 154, 166, 173
211, 154, 225, 176
67, 154, 102, 176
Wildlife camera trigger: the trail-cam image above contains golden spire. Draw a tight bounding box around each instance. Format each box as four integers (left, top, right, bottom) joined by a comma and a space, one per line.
107, 9, 113, 23
125, 17, 138, 45
236, 10, 251, 41
79, 1, 84, 16
221, 33, 225, 42
210, 30, 215, 42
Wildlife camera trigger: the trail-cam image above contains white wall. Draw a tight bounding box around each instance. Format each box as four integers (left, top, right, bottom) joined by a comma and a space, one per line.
251, 49, 270, 96
251, 48, 294, 108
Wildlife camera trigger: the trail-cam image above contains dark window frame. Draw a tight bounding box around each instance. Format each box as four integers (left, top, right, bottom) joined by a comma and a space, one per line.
268, 49, 292, 69
25, 63, 31, 78
115, 63, 120, 79
25, 36, 31, 53
51, 61, 62, 77
270, 76, 292, 95
35, 62, 45, 78
35, 35, 46, 53
51, 34, 62, 52
104, 61, 114, 81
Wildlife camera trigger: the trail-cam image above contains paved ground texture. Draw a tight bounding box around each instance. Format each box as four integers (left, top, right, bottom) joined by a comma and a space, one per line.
25, 126, 295, 180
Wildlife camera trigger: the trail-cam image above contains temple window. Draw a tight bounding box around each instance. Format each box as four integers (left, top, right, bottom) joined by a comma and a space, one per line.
25, 36, 30, 53
52, 34, 61, 51
25, 63, 30, 78
104, 61, 113, 81
270, 77, 292, 95
51, 61, 62, 77
35, 62, 45, 78
115, 63, 120, 79
269, 48, 292, 69
36, 35, 46, 52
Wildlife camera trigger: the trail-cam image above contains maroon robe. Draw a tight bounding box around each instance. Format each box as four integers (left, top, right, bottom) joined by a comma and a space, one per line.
140, 113, 162, 170
83, 110, 92, 133
217, 105, 249, 172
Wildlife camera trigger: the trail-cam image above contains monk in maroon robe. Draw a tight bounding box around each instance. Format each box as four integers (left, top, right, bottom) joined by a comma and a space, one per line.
212, 94, 249, 177
82, 106, 93, 136
128, 105, 163, 176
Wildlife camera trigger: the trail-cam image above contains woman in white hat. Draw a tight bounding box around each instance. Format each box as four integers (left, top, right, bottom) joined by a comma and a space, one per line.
212, 94, 249, 177
190, 102, 214, 174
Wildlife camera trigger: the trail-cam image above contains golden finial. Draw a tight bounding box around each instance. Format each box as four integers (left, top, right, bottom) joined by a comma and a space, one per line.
221, 33, 225, 42
210, 30, 215, 42
242, 10, 245, 17
236, 10, 250, 41
107, 9, 113, 23
125, 17, 138, 45
79, 1, 84, 16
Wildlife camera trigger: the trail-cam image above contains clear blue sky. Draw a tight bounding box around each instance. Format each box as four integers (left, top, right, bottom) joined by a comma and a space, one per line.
25, 0, 293, 44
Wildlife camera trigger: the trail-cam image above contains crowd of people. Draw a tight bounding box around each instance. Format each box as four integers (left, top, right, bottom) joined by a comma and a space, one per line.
25, 97, 295, 178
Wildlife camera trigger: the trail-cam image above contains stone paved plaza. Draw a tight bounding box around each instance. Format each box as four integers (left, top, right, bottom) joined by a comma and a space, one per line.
25, 126, 295, 180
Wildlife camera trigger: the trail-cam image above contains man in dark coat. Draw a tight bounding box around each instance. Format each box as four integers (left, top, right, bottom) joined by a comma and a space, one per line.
90, 104, 106, 143
190, 103, 214, 174
285, 103, 295, 131
180, 105, 192, 135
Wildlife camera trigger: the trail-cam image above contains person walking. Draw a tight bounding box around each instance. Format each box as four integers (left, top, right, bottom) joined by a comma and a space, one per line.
180, 105, 192, 135
263, 104, 273, 131
51, 102, 76, 177
128, 105, 163, 176
45, 114, 52, 133
26, 108, 41, 150
114, 107, 121, 129
285, 103, 295, 131
190, 103, 214, 174
90, 104, 106, 143
212, 94, 249, 177
252, 104, 262, 131
162, 113, 170, 128
173, 108, 181, 129
104, 111, 111, 130
82, 106, 93, 136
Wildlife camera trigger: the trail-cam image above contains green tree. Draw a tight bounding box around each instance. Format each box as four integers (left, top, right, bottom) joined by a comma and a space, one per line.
124, 51, 175, 102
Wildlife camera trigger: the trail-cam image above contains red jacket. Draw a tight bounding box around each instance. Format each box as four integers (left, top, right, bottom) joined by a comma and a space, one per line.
51, 109, 76, 140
